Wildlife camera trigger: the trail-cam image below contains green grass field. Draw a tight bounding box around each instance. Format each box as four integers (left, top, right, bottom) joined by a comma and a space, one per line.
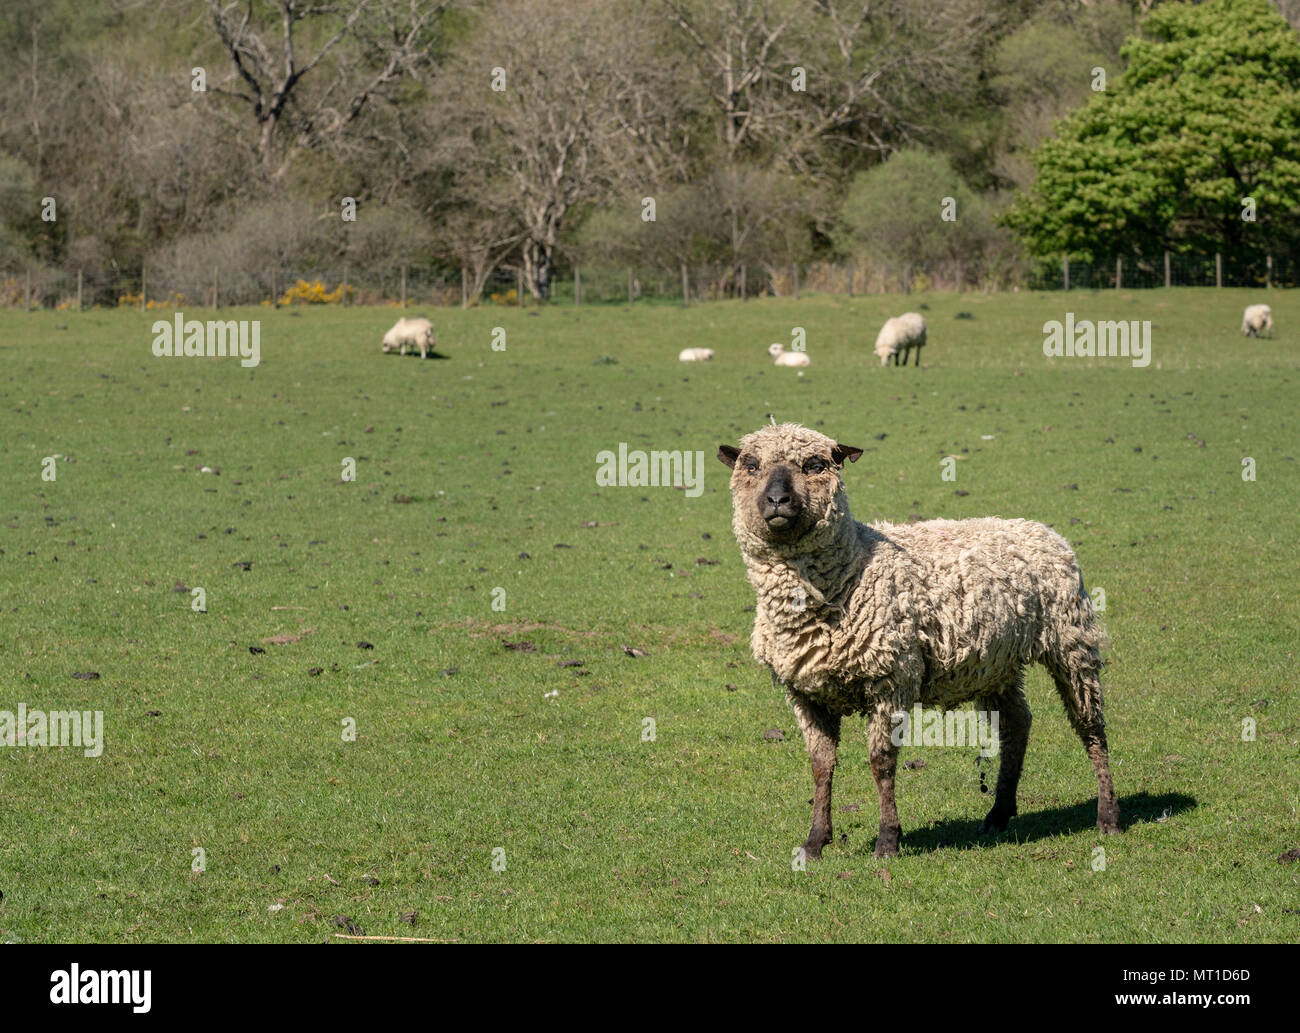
1, 287, 1296, 942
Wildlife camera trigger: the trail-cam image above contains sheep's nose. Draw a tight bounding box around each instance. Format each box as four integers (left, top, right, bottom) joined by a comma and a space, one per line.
766, 490, 791, 505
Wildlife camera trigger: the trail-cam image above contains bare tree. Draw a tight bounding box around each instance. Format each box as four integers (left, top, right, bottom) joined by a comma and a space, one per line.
205, 0, 449, 181
659, 0, 996, 171
655, 0, 994, 284
432, 0, 685, 300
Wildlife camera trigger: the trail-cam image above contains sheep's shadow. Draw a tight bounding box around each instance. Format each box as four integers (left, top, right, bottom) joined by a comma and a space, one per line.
856, 791, 1195, 855
400, 350, 450, 360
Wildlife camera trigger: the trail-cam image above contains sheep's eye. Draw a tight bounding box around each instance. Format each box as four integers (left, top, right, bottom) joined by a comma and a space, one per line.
803, 457, 827, 474
742, 457, 760, 474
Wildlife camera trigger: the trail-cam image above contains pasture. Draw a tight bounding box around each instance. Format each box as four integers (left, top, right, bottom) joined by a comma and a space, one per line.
0, 287, 1296, 942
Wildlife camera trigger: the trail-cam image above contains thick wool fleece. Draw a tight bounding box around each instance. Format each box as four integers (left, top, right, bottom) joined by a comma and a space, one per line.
730, 424, 1104, 731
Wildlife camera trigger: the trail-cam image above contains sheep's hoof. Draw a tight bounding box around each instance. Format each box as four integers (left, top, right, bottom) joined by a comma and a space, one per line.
978, 806, 1015, 834
872, 828, 901, 858
800, 829, 831, 859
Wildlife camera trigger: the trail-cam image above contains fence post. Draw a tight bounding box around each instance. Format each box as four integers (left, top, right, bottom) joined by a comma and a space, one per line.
1063, 256, 1069, 292
461, 265, 468, 309
400, 264, 407, 308
1164, 251, 1170, 288
574, 264, 580, 306
25, 268, 31, 312
1115, 256, 1122, 290
627, 267, 633, 305
793, 263, 800, 299
140, 266, 146, 312
681, 262, 689, 306
847, 261, 854, 298
517, 268, 524, 307
739, 263, 746, 300
1266, 254, 1273, 289
1215, 252, 1221, 288
342, 265, 349, 307
272, 267, 278, 309
214, 270, 220, 310
77, 269, 83, 312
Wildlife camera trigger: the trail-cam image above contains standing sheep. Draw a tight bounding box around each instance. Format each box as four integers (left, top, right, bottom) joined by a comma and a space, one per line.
718, 423, 1120, 859
768, 343, 810, 367
875, 313, 926, 366
1242, 304, 1273, 338
381, 317, 437, 358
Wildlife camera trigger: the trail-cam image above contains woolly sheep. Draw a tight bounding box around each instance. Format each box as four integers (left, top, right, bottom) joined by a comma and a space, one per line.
1242, 304, 1273, 338
679, 347, 715, 362
718, 423, 1120, 859
768, 342, 810, 367
874, 312, 926, 366
381, 317, 436, 358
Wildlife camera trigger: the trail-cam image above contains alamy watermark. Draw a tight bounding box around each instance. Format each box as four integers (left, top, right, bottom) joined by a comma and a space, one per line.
151, 312, 261, 367
50, 965, 150, 1013
890, 704, 999, 758
1, 704, 103, 757
595, 443, 705, 497
1043, 314, 1151, 368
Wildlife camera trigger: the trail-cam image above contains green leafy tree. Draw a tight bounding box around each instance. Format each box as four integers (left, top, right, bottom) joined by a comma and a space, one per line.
1004, 0, 1300, 273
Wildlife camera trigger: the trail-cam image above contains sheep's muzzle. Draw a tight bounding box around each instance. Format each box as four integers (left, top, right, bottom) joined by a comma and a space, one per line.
758, 466, 804, 532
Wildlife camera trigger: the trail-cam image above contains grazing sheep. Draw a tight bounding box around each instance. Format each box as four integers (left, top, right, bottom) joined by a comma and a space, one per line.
381, 317, 436, 358
679, 347, 715, 362
768, 342, 810, 367
874, 313, 926, 366
718, 422, 1120, 859
1242, 304, 1273, 338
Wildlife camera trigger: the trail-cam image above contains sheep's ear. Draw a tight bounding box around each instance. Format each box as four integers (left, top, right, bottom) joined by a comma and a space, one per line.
831, 443, 863, 467
718, 445, 740, 468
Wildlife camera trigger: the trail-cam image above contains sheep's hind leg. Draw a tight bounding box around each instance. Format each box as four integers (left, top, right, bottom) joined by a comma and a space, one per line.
1046, 658, 1120, 835
867, 705, 902, 857
978, 676, 1030, 834
788, 689, 840, 860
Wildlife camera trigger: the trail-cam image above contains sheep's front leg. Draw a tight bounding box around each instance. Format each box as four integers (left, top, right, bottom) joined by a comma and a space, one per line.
867, 705, 902, 857
788, 690, 840, 860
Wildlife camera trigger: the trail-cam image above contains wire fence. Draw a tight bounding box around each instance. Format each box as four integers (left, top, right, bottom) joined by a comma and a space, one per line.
2, 252, 1293, 311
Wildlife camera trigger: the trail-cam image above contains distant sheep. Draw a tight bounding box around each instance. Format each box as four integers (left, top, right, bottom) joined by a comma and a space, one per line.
768, 343, 810, 367
679, 347, 715, 362
1242, 304, 1273, 338
382, 317, 436, 358
875, 313, 926, 366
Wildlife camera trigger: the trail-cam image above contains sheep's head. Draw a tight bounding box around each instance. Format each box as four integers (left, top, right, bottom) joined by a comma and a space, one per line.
718, 423, 862, 555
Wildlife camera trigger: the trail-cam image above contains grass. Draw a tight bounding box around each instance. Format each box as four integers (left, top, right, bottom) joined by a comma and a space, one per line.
0, 287, 1296, 942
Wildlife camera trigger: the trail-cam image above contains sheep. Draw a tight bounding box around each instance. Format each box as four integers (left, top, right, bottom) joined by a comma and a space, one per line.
768, 342, 810, 367
381, 317, 436, 358
1242, 304, 1273, 338
679, 347, 715, 362
874, 312, 926, 366
717, 422, 1120, 859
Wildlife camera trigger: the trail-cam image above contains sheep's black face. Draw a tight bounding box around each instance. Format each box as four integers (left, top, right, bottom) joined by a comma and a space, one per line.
719, 425, 862, 551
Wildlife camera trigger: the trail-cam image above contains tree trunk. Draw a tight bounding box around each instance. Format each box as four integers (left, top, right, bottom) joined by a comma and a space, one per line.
522, 239, 553, 301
